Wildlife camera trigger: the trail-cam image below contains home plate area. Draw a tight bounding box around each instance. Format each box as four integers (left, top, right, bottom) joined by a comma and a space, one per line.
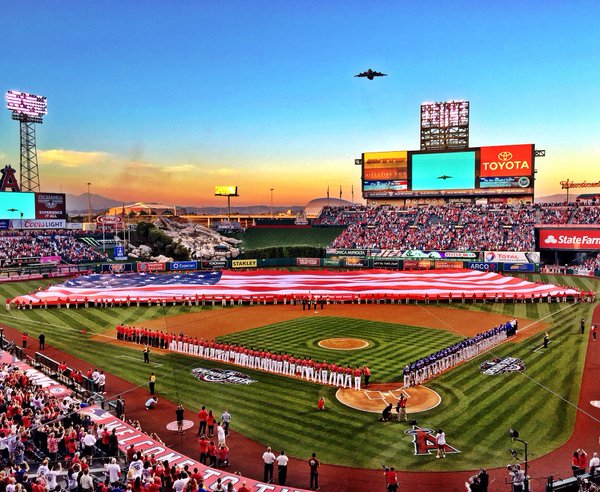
336, 383, 441, 414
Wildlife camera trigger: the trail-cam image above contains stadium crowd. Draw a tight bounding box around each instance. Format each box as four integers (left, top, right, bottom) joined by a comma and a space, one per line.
0, 231, 106, 267
323, 202, 600, 252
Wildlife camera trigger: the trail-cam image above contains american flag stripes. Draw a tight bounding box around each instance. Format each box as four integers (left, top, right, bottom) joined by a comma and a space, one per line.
10, 269, 578, 305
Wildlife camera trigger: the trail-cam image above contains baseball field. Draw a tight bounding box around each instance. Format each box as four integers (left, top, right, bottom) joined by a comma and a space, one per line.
0, 272, 597, 474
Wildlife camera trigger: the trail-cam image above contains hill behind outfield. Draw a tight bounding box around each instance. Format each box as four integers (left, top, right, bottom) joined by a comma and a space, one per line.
223, 226, 345, 250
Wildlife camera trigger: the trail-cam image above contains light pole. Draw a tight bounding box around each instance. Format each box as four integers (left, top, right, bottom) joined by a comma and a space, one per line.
86, 182, 92, 223
270, 188, 274, 218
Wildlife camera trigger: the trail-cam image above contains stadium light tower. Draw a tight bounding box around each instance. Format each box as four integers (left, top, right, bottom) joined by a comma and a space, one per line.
5, 90, 47, 192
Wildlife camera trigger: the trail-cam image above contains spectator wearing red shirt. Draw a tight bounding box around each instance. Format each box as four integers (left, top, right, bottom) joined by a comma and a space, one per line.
384, 467, 399, 492
198, 436, 210, 465
197, 406, 208, 436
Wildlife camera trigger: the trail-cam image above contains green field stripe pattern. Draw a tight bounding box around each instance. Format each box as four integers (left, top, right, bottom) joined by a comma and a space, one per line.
0, 276, 597, 470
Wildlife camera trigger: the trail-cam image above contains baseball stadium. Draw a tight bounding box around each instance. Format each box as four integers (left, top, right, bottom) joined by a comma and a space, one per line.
1, 6, 600, 492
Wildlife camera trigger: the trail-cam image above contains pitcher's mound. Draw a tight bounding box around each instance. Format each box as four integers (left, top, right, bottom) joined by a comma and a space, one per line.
318, 338, 369, 350
336, 383, 441, 414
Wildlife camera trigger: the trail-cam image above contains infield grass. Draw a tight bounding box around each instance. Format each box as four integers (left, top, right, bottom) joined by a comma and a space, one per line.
0, 274, 597, 470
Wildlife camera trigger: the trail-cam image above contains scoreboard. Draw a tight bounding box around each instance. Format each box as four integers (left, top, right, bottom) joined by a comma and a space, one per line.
362, 144, 534, 200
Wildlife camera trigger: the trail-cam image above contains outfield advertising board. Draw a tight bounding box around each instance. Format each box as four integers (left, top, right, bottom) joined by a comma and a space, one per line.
168, 261, 197, 271
434, 261, 464, 269
468, 262, 498, 271
372, 259, 400, 269
502, 263, 535, 272
232, 259, 257, 268
484, 251, 540, 263
403, 259, 432, 270
539, 229, 600, 250
203, 260, 227, 269
344, 257, 368, 267
136, 262, 166, 272
296, 258, 321, 267
325, 248, 368, 258
101, 263, 133, 273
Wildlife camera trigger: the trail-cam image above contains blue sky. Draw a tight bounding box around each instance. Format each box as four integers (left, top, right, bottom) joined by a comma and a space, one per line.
0, 1, 598, 206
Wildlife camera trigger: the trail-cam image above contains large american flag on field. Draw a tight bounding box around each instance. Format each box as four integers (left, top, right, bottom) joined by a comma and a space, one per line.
10, 269, 578, 304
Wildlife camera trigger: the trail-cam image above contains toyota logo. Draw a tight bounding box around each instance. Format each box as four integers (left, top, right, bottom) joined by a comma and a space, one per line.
498, 151, 513, 161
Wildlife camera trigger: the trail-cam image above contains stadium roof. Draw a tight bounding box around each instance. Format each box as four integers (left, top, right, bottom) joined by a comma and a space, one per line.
305, 197, 354, 218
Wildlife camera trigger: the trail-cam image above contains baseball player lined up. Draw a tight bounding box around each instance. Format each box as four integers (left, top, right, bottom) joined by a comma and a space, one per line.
116, 324, 369, 390
403, 320, 514, 387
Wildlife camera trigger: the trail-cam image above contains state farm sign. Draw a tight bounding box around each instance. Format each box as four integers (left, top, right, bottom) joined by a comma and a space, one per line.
539, 229, 600, 250
480, 144, 534, 177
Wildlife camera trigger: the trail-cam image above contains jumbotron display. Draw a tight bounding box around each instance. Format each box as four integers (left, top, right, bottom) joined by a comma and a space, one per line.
362, 144, 534, 200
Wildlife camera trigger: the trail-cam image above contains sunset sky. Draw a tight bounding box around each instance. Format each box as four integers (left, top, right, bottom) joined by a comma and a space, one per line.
0, 1, 599, 207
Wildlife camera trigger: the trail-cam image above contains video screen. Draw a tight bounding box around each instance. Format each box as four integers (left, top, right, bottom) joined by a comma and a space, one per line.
411, 151, 476, 190
363, 151, 408, 181
0, 192, 36, 219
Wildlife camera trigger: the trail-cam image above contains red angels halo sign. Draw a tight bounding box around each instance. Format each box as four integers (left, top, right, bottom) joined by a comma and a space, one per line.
480, 144, 534, 177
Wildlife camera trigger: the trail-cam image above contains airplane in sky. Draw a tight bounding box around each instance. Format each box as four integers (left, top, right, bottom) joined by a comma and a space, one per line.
354, 68, 387, 80
437, 175, 453, 180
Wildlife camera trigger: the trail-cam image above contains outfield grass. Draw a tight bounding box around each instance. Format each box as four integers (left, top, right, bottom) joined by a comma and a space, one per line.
224, 227, 344, 249
0, 274, 597, 470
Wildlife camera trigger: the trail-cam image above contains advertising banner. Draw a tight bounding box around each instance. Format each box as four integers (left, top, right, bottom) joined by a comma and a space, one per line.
403, 259, 432, 270
114, 246, 127, 262
363, 179, 408, 193
40, 256, 61, 264
371, 250, 479, 260
96, 215, 123, 229
0, 220, 9, 230
502, 263, 535, 272
136, 262, 166, 272
168, 261, 197, 271
479, 176, 532, 189
480, 144, 534, 177
468, 262, 498, 272
13, 219, 66, 229
325, 248, 368, 258
434, 261, 464, 269
372, 259, 400, 269
66, 223, 84, 230
232, 259, 257, 268
323, 258, 340, 267
484, 251, 540, 263
205, 260, 227, 269
344, 257, 368, 267
296, 258, 321, 267
539, 229, 600, 250
35, 193, 66, 219
101, 263, 133, 273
